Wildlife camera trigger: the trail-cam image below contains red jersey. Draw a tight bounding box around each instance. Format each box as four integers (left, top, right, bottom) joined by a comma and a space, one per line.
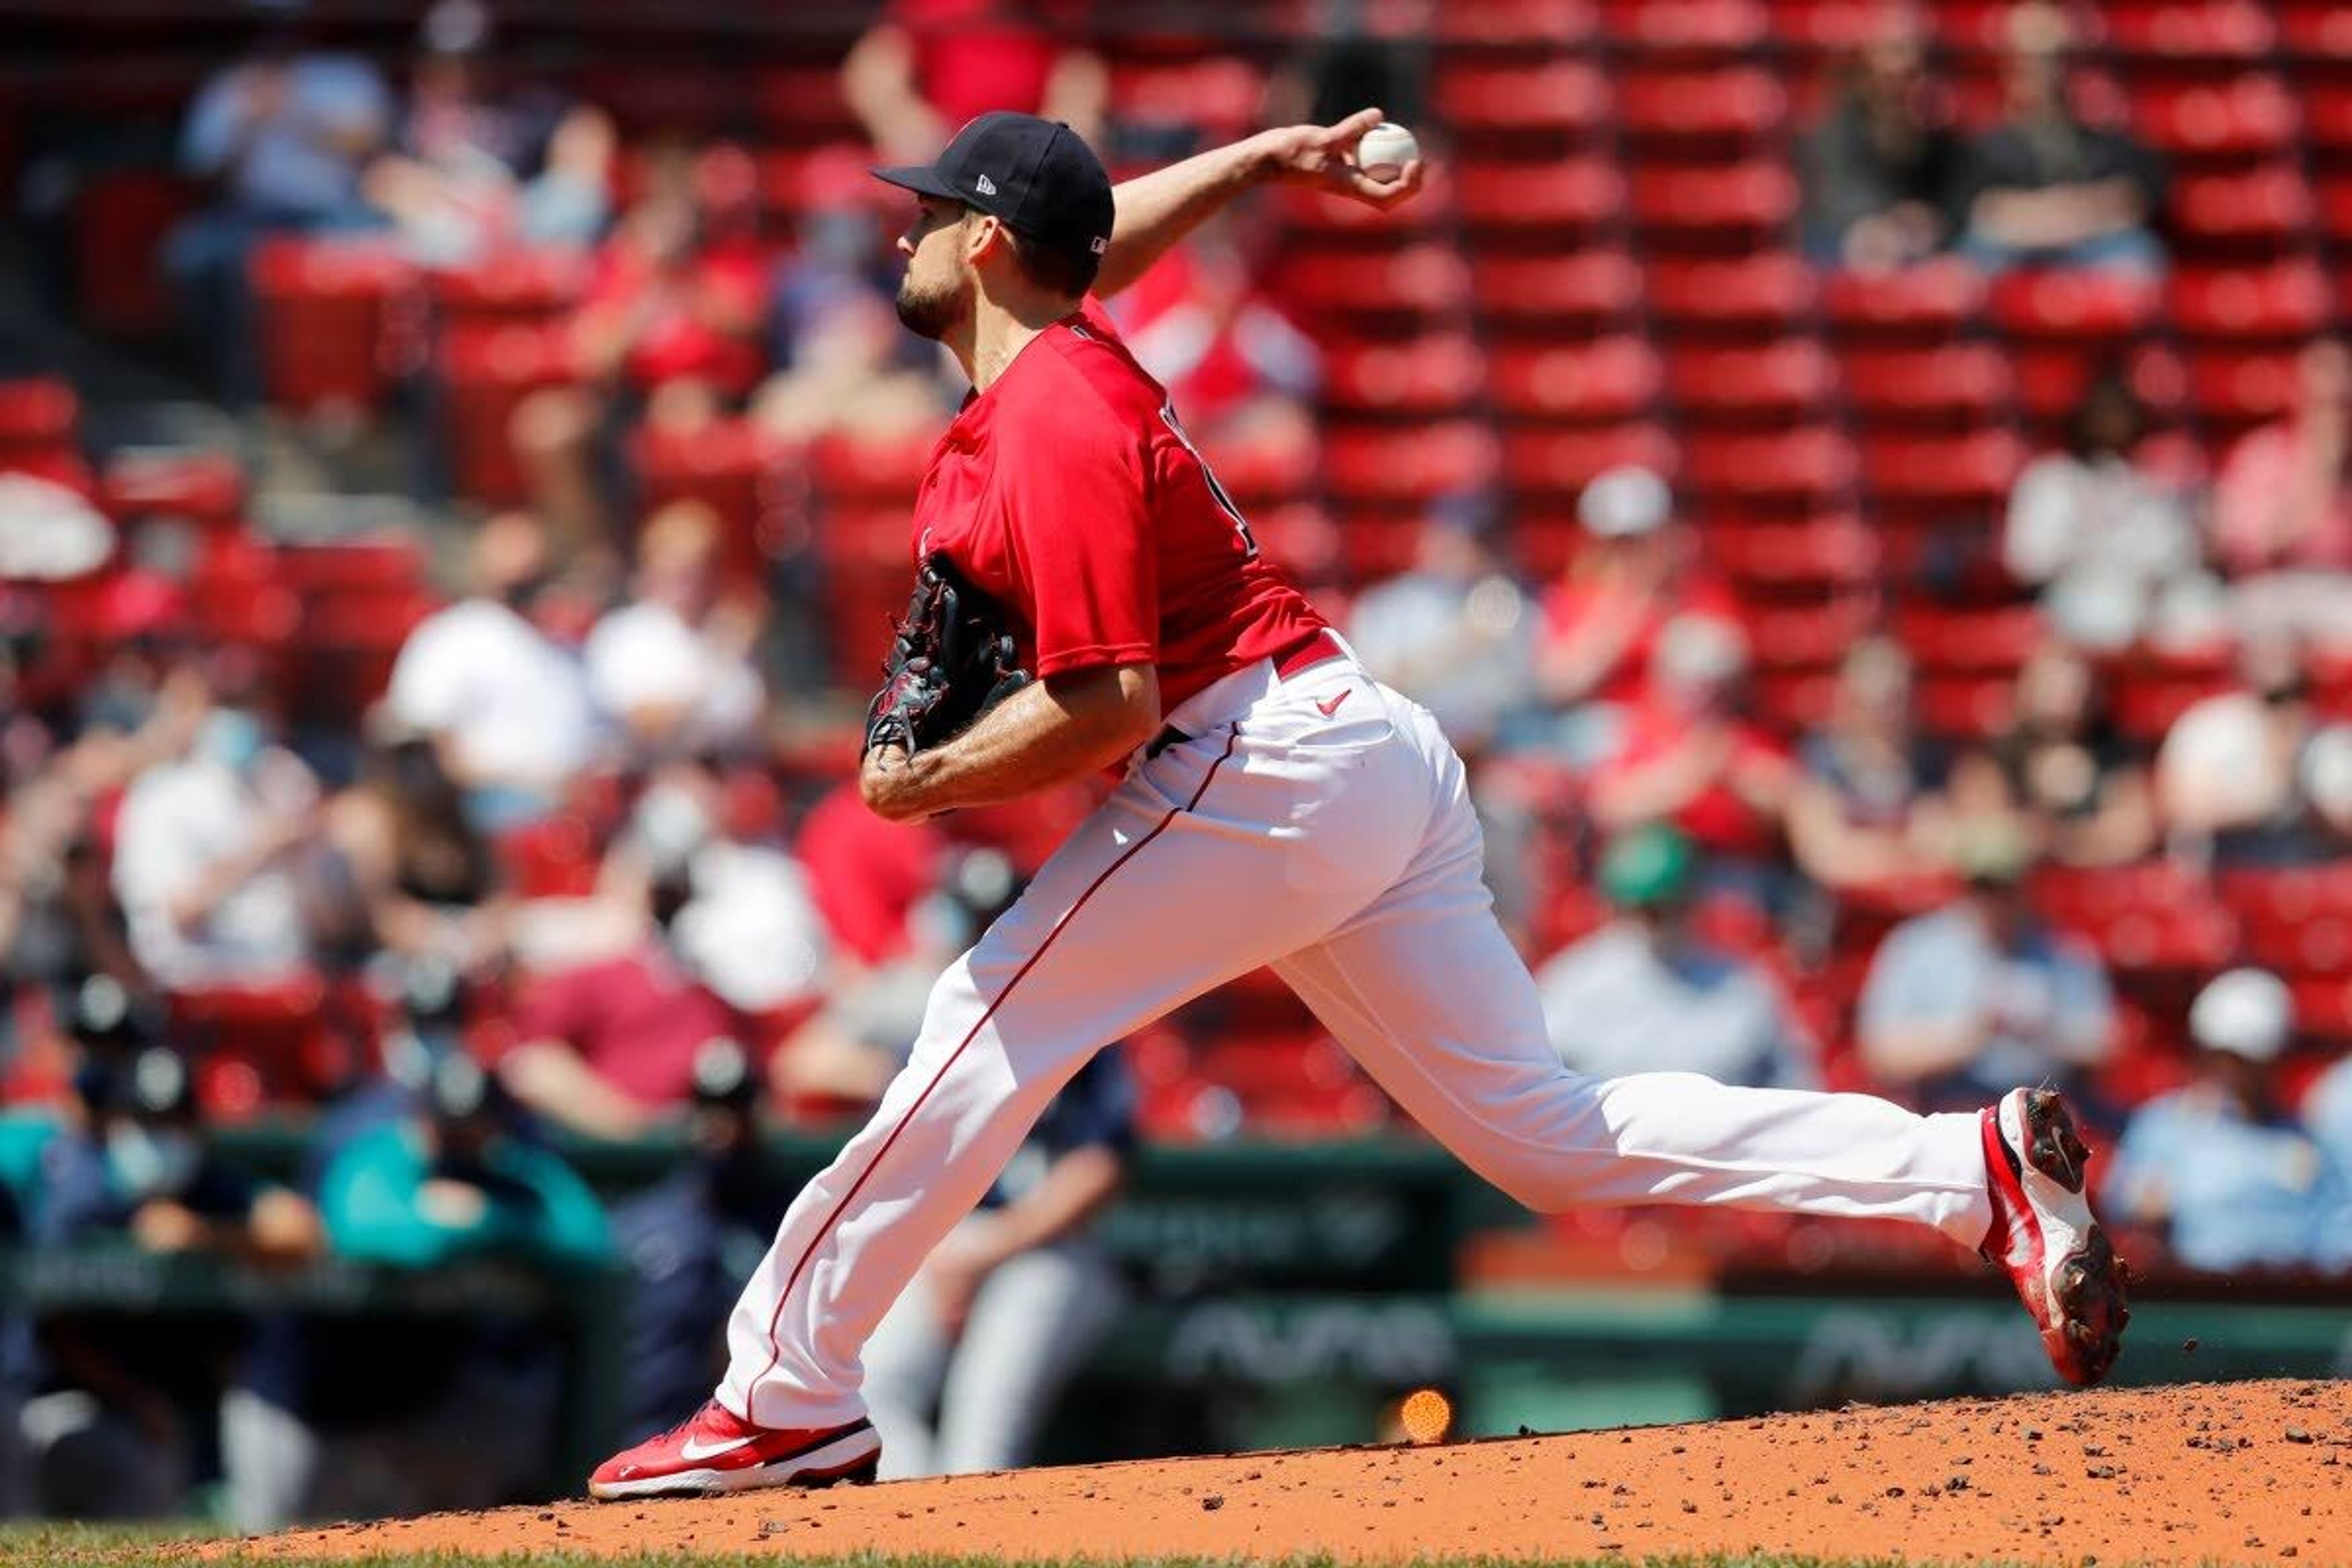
910, 297, 1329, 710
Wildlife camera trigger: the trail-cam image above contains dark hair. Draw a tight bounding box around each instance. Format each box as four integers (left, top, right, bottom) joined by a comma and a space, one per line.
2067, 367, 2148, 460
999, 222, 1101, 300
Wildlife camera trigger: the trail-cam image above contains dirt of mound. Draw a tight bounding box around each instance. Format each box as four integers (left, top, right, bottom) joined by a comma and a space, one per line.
214, 1379, 2349, 1566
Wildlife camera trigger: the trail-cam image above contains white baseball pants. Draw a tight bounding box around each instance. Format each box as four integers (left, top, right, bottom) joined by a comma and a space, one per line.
720, 654, 1996, 1430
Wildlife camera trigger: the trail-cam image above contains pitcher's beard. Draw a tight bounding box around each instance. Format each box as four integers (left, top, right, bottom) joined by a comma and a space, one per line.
894, 274, 963, 341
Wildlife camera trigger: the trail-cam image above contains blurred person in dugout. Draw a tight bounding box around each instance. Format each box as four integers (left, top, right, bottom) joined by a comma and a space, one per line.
1798, 4, 1965, 270
2157, 631, 2352, 867
2107, 969, 2352, 1276
843, 0, 1105, 165
165, 6, 393, 403
2003, 367, 2222, 654
583, 501, 767, 766
755, 149, 962, 446
1955, 2, 2168, 277
1534, 824, 1818, 1091
108, 670, 326, 990
1856, 823, 2117, 1117
385, 511, 601, 832
21, 1042, 320, 1520
360, 0, 614, 268
238, 1054, 609, 1521
2211, 339, 2352, 650
511, 145, 769, 564
1532, 466, 1746, 771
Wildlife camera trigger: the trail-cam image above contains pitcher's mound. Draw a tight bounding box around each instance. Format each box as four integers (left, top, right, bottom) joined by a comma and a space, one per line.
217, 1378, 2349, 1564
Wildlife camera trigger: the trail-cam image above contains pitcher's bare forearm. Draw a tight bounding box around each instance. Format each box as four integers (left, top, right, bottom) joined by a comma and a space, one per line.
862, 665, 1161, 821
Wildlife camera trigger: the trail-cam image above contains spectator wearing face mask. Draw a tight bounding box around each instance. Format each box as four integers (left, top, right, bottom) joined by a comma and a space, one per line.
1533, 824, 1817, 1090
109, 687, 323, 989
23, 1046, 321, 1520
384, 512, 603, 831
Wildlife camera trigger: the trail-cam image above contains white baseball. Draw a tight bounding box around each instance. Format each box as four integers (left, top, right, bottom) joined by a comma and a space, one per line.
1355, 122, 1420, 181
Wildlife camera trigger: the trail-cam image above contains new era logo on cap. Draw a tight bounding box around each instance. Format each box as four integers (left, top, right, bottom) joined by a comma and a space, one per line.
873, 111, 1114, 273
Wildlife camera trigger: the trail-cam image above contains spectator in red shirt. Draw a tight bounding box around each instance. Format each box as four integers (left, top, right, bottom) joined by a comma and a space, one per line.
1589, 614, 1793, 902
511, 145, 769, 561
2211, 339, 2352, 652
842, 0, 1105, 165
1534, 466, 1744, 769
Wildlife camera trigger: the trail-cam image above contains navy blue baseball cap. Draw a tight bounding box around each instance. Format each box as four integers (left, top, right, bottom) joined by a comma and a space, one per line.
874, 111, 1114, 269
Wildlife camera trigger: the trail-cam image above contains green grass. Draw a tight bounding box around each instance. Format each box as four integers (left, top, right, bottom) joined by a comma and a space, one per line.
0, 1534, 2070, 1568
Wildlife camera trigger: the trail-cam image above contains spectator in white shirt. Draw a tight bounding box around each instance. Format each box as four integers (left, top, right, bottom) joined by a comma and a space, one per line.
385, 512, 600, 829
584, 501, 764, 763
111, 695, 322, 989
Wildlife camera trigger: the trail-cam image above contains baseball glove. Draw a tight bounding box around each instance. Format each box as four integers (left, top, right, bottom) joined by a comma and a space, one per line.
864, 554, 1032, 755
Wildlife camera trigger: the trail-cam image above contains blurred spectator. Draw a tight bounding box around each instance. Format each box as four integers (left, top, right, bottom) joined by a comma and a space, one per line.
23, 1046, 320, 1520
165, 17, 394, 401
1346, 514, 1536, 757
842, 0, 1106, 164
361, 0, 614, 267
1987, 642, 2158, 868
755, 158, 958, 444
298, 1054, 605, 1513
2211, 340, 2352, 650
865, 1048, 1132, 1479
1956, 3, 2166, 277
1533, 467, 1744, 768
2157, 633, 2352, 865
793, 780, 950, 973
583, 502, 766, 763
2304, 1046, 2352, 1183
320, 729, 507, 974
1798, 6, 1964, 270
385, 512, 602, 829
1588, 614, 1794, 901
611, 760, 831, 1019
2003, 369, 2218, 652
1106, 232, 1319, 469
110, 687, 324, 989
1786, 637, 1953, 892
1856, 826, 2115, 1112
2107, 969, 2352, 1274
1533, 825, 1815, 1090
610, 1038, 799, 1439
511, 147, 768, 556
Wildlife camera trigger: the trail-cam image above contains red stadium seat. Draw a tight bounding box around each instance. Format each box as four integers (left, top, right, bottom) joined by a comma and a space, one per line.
1703, 514, 1880, 594
71, 169, 198, 336
429, 247, 591, 324
1611, 0, 1768, 55
0, 378, 78, 458
1431, 59, 1610, 137
1502, 423, 1679, 498
1665, 339, 1836, 420
753, 66, 859, 142
1320, 334, 1488, 415
1275, 243, 1471, 319
1456, 157, 1626, 236
1489, 336, 1663, 421
2168, 262, 2335, 339
1749, 597, 1875, 672
631, 418, 797, 587
2010, 343, 2187, 428
1471, 251, 1644, 328
438, 322, 575, 507
1618, 67, 1786, 144
2282, 6, 2352, 67
1897, 604, 2044, 674
249, 238, 418, 415
1986, 270, 2162, 340
1821, 262, 1985, 338
1107, 57, 1265, 143
2185, 346, 2300, 424
1860, 429, 2027, 508
1325, 420, 1502, 505
2132, 76, 2300, 162
98, 449, 244, 533
1684, 425, 1856, 506
2099, 1, 2275, 64
2304, 86, 2352, 154
2169, 163, 2315, 247
1844, 342, 2013, 423
2318, 175, 2352, 246
1647, 252, 1816, 331
1432, 0, 1600, 47
1627, 161, 1799, 239
810, 428, 932, 504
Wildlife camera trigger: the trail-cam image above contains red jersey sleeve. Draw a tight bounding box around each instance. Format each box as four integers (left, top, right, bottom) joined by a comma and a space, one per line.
998, 391, 1159, 678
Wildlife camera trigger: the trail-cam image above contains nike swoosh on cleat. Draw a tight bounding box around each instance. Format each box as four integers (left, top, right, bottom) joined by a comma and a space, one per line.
678, 1434, 759, 1461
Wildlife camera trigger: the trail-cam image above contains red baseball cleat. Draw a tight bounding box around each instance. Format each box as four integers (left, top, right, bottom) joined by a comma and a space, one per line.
588, 1401, 880, 1500
1980, 1087, 2130, 1387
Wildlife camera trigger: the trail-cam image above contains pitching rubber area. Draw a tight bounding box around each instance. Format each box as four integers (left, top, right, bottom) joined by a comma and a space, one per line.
213, 1379, 2348, 1564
